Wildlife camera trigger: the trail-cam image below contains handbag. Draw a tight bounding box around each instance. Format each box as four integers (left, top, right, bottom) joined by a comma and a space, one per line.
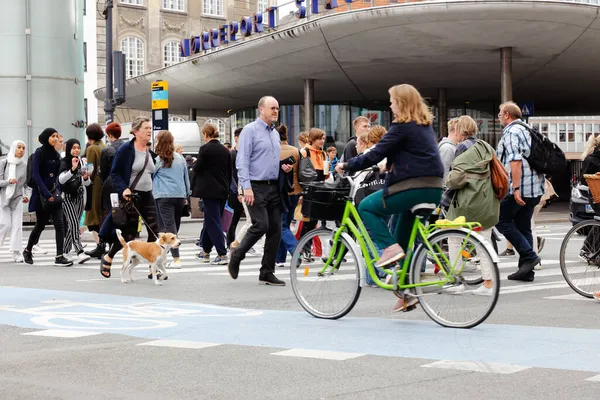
111, 150, 149, 229
62, 167, 83, 196
298, 149, 318, 183
40, 184, 62, 210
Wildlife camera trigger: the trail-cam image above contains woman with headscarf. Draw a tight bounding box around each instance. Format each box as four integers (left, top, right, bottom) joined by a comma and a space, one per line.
0, 140, 29, 262
59, 139, 92, 264
23, 128, 73, 266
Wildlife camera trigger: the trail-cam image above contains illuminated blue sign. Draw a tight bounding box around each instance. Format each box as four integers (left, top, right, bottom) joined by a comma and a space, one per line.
180, 0, 354, 57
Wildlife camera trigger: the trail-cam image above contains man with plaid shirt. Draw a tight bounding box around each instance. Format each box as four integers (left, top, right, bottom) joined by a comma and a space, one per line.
496, 101, 545, 282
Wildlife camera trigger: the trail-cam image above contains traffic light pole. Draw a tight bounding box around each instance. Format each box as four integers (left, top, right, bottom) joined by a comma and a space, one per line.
104, 0, 115, 124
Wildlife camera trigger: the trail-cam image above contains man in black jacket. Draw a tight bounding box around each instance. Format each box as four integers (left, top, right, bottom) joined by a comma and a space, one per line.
341, 116, 371, 162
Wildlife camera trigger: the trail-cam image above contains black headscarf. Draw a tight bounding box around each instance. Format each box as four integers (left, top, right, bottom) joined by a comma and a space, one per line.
38, 127, 60, 163
60, 138, 81, 174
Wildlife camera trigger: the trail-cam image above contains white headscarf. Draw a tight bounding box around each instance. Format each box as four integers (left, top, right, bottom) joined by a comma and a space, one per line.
3, 140, 25, 201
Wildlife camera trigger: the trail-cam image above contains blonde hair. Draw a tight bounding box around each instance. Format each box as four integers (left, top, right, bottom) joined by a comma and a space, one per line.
389, 84, 433, 125
499, 101, 522, 119
582, 133, 600, 160
174, 143, 183, 153
353, 116, 370, 130
455, 116, 478, 139
367, 125, 386, 146
357, 132, 369, 148
447, 117, 459, 133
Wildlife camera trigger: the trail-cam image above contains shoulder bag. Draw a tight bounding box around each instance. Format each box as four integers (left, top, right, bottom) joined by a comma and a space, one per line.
298, 149, 318, 183
112, 150, 149, 229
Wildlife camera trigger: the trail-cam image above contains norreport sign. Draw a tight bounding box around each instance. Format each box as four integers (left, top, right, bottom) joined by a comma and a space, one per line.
180, 0, 352, 57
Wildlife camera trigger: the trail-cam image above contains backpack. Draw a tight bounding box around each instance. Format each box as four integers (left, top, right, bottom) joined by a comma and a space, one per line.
514, 121, 566, 176
489, 154, 509, 200
25, 153, 37, 188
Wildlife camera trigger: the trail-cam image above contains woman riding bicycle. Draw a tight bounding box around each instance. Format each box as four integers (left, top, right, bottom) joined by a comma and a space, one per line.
336, 84, 444, 311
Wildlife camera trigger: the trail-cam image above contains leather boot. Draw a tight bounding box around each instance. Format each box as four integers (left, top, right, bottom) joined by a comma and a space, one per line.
85, 241, 106, 259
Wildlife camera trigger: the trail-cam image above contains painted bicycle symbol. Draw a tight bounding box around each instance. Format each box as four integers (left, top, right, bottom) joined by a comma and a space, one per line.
0, 299, 262, 331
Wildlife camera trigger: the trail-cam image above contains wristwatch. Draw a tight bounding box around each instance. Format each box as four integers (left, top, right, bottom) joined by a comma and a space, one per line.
513, 186, 520, 191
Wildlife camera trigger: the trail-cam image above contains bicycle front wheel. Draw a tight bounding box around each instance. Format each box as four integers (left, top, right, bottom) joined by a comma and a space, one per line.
290, 227, 362, 319
411, 229, 500, 329
559, 219, 600, 298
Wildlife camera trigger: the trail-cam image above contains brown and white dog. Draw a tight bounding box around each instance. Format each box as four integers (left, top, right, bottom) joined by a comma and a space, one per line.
116, 229, 181, 286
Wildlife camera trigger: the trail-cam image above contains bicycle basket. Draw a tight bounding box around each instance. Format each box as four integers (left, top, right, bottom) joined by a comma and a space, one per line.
584, 173, 600, 204
301, 180, 351, 221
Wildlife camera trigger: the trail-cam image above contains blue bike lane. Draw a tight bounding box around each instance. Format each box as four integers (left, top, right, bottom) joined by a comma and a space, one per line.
1, 286, 599, 373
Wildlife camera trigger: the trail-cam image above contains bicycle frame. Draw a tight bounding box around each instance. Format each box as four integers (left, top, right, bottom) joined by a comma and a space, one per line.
320, 199, 482, 291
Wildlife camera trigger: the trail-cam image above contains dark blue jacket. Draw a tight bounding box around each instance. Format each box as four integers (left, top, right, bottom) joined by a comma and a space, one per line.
110, 140, 156, 199
29, 147, 61, 212
346, 121, 443, 195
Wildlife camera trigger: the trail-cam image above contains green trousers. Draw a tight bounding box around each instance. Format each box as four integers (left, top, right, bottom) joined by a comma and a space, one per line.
358, 188, 443, 250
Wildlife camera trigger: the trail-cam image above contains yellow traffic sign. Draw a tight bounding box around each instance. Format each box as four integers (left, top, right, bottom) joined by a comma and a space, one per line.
151, 81, 169, 110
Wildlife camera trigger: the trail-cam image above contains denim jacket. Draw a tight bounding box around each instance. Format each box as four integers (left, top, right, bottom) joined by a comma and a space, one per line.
152, 152, 190, 199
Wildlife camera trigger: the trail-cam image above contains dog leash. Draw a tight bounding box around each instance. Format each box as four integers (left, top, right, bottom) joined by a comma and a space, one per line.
130, 200, 160, 241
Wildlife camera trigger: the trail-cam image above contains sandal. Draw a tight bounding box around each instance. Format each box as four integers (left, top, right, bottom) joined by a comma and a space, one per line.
100, 256, 112, 278
392, 295, 419, 313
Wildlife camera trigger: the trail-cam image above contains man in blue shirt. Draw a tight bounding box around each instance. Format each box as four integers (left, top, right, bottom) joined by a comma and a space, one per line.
228, 96, 292, 286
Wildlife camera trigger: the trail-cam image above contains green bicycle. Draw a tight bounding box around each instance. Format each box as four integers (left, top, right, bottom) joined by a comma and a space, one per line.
290, 175, 500, 329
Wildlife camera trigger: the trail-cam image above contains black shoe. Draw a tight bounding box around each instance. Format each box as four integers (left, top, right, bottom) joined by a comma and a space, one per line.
228, 249, 242, 280
85, 242, 106, 259
508, 270, 534, 282
519, 256, 541, 274
499, 248, 515, 257
54, 256, 73, 267
23, 250, 33, 265
259, 273, 286, 286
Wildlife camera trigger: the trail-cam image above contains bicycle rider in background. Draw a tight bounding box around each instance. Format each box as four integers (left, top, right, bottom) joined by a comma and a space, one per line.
336, 84, 444, 312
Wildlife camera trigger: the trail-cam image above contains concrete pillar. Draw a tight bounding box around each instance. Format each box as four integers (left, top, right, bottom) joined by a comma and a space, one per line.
437, 88, 448, 139
304, 79, 314, 131
189, 108, 197, 121
500, 47, 513, 103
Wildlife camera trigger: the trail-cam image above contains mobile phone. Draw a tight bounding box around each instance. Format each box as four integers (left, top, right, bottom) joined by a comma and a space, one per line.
282, 155, 296, 165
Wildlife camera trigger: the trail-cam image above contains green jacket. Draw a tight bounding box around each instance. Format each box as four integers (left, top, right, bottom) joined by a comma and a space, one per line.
447, 139, 500, 230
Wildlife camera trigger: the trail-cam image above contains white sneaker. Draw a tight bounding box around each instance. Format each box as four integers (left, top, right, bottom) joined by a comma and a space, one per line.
13, 251, 23, 263
77, 253, 91, 264
472, 285, 493, 296
32, 245, 47, 254
534, 262, 543, 271
166, 259, 182, 269
445, 284, 466, 294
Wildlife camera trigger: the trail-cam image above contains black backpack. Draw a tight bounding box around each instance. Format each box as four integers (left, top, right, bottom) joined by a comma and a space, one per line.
515, 121, 566, 176
25, 153, 36, 188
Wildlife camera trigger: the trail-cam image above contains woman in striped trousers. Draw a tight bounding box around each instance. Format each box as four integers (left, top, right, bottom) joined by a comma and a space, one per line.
59, 139, 92, 264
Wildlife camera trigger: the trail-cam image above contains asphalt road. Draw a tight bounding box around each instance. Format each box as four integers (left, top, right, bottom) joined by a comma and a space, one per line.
2, 219, 600, 400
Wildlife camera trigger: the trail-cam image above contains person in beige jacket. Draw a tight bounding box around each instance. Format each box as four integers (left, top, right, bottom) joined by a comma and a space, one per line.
276, 125, 302, 267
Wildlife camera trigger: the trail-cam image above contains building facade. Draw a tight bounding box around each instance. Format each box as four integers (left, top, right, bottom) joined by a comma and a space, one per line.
94, 0, 270, 136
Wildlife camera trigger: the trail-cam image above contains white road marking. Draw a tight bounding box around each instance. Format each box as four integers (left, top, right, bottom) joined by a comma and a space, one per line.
137, 340, 221, 349
585, 374, 600, 382
22, 329, 100, 338
272, 348, 365, 361
421, 360, 531, 374
544, 293, 591, 301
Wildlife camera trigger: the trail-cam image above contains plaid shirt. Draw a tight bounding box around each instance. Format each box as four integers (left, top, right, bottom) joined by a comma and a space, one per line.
496, 120, 545, 198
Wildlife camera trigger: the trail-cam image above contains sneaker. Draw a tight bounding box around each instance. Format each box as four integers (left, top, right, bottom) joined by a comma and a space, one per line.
445, 284, 466, 294
195, 251, 210, 263
376, 244, 405, 268
22, 250, 33, 265
302, 250, 314, 263
247, 247, 258, 255
77, 252, 91, 264
167, 259, 182, 269
32, 245, 47, 254
276, 263, 285, 268
195, 239, 202, 248
259, 273, 286, 286
212, 255, 229, 265
534, 262, 543, 271
472, 285, 493, 296
54, 255, 74, 267
537, 237, 546, 253
12, 251, 23, 263
499, 248, 515, 257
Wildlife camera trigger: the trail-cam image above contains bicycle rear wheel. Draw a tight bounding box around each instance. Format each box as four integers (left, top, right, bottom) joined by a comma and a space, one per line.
411, 229, 500, 328
559, 219, 600, 298
290, 228, 362, 319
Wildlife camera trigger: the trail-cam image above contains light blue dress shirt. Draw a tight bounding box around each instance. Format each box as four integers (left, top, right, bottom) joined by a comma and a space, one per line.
237, 118, 281, 190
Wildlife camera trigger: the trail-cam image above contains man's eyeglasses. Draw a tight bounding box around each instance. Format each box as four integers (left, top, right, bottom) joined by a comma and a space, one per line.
269, 107, 280, 112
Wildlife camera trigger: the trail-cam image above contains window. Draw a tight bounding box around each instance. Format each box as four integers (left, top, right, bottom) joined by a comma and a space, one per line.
258, 0, 268, 13
83, 42, 87, 72
163, 41, 183, 67
120, 37, 144, 78
203, 0, 223, 16
120, 0, 144, 5
83, 0, 87, 15
206, 118, 227, 142
169, 115, 186, 122
559, 123, 566, 142
163, 0, 185, 11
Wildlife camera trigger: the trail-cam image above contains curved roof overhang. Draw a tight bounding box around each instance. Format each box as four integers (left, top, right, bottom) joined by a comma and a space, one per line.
94, 0, 600, 115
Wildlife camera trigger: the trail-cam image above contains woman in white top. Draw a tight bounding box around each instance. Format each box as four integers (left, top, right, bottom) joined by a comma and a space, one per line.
0, 140, 29, 262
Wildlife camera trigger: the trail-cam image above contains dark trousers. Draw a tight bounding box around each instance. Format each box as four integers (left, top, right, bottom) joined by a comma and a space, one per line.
107, 191, 159, 259
27, 205, 65, 256
200, 198, 227, 256
156, 197, 185, 258
226, 193, 243, 247
276, 194, 300, 263
237, 182, 282, 277
496, 195, 541, 263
